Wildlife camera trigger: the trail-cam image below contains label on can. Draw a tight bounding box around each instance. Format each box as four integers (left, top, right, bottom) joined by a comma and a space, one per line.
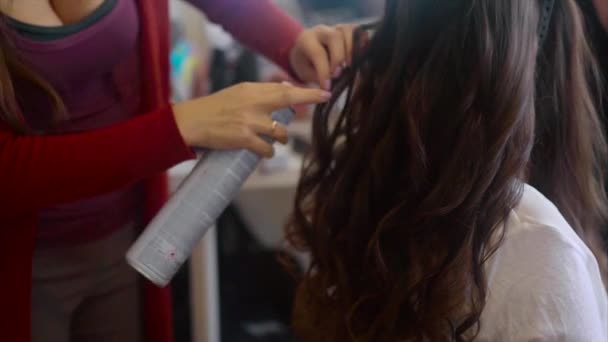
136, 236, 186, 280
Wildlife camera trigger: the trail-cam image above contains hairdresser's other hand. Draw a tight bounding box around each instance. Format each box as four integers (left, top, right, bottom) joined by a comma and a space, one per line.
289, 24, 357, 90
172, 82, 330, 157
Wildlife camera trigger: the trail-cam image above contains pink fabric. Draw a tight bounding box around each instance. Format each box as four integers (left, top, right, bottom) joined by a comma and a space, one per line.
188, 0, 303, 75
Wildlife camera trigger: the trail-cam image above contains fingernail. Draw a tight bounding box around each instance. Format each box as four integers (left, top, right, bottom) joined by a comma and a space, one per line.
321, 90, 332, 100
342, 61, 348, 68
323, 80, 331, 90
333, 66, 343, 78
282, 81, 294, 86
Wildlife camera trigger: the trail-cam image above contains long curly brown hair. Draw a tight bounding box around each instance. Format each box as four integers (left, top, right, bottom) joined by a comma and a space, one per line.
286, 0, 608, 341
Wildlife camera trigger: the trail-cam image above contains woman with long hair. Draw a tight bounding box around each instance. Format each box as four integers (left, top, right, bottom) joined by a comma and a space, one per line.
287, 0, 608, 340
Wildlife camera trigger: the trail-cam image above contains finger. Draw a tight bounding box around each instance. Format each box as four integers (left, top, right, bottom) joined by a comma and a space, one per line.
261, 83, 331, 109
248, 117, 289, 144
246, 134, 275, 158
319, 27, 346, 76
302, 39, 332, 90
291, 62, 318, 84
337, 25, 355, 66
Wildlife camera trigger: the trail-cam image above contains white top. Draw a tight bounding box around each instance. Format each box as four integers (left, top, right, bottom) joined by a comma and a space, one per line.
477, 184, 608, 341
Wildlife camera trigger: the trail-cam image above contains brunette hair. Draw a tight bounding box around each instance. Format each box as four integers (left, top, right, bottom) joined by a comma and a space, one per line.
286, 0, 607, 341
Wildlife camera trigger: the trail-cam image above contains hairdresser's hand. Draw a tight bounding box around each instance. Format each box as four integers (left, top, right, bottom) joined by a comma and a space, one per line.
172, 82, 331, 157
289, 24, 358, 90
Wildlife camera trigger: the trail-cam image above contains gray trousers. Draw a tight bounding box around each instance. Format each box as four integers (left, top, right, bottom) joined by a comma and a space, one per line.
31, 226, 143, 342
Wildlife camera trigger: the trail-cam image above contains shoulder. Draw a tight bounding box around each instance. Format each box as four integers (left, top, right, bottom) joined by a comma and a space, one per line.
508, 184, 592, 257
478, 184, 608, 341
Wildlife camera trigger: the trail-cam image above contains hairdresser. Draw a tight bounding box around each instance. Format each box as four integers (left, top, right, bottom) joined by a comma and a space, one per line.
0, 1, 355, 341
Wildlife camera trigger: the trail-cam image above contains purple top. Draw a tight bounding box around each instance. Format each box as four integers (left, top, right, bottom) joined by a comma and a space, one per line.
11, 0, 143, 247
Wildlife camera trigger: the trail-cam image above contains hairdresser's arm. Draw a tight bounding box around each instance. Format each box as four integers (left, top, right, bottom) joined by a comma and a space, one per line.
0, 108, 193, 219
189, 0, 357, 89
189, 0, 302, 74
0, 83, 328, 219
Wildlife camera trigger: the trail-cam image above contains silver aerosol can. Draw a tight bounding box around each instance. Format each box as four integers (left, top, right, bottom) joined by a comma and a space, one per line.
126, 108, 295, 287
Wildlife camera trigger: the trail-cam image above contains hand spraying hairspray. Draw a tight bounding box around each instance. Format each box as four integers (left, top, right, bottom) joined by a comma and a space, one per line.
126, 107, 295, 286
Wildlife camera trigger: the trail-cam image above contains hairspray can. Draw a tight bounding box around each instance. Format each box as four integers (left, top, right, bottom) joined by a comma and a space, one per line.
126, 108, 295, 286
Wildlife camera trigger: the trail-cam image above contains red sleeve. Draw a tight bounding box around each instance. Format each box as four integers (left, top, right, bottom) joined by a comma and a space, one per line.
0, 107, 194, 219
190, 0, 303, 73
